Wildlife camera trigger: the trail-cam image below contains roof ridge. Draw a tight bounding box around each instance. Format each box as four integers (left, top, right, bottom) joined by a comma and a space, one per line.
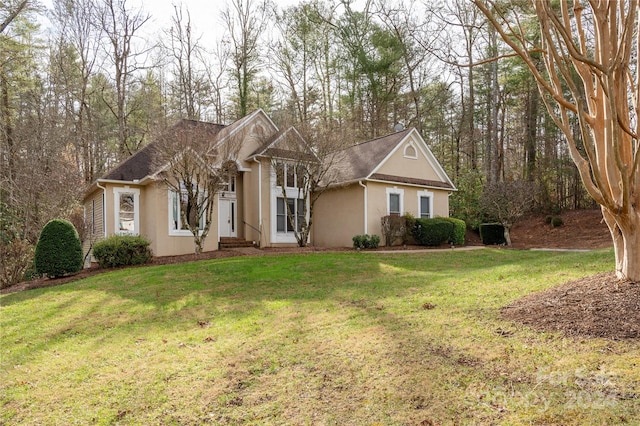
343, 127, 413, 150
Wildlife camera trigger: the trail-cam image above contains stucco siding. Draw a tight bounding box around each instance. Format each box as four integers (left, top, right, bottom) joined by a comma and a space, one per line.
313, 184, 365, 247
375, 136, 442, 182
365, 181, 450, 244
146, 183, 219, 257
242, 162, 262, 245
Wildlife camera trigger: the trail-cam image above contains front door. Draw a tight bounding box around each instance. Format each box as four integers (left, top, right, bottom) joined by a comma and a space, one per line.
219, 198, 237, 237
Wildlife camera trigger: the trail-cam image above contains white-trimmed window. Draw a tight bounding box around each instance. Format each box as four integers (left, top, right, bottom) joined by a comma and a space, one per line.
386, 187, 404, 216
276, 163, 306, 189
114, 187, 140, 235
418, 190, 434, 219
169, 186, 204, 235
276, 197, 305, 233
220, 174, 236, 194
403, 142, 418, 159
271, 163, 309, 244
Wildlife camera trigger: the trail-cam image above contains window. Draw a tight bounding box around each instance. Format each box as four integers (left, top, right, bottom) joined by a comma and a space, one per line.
276, 162, 305, 189
276, 197, 305, 233
403, 143, 418, 159
169, 187, 204, 235
386, 187, 404, 216
114, 187, 139, 235
220, 174, 236, 194
389, 194, 400, 215
418, 190, 434, 219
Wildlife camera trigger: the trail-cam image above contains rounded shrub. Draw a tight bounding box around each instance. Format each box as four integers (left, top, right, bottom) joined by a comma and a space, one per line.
412, 218, 454, 246
550, 216, 564, 228
352, 234, 381, 249
34, 219, 84, 278
92, 235, 152, 268
442, 217, 466, 246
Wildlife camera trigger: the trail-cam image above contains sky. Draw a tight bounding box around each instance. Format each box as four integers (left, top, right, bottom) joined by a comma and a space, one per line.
40, 0, 309, 45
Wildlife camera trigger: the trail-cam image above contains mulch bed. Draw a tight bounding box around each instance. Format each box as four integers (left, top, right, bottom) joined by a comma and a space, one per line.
502, 272, 640, 340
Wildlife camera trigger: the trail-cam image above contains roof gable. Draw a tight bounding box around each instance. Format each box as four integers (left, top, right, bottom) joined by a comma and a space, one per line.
329, 129, 411, 184
249, 127, 317, 161
329, 128, 455, 190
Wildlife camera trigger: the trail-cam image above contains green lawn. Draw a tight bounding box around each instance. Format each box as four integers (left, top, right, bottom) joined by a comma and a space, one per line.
1, 248, 638, 425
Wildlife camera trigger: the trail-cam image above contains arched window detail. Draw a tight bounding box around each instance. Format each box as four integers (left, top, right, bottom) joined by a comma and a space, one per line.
404, 143, 418, 159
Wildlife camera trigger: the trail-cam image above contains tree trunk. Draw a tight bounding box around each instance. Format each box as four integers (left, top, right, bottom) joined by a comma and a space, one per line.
503, 224, 512, 246
601, 207, 640, 282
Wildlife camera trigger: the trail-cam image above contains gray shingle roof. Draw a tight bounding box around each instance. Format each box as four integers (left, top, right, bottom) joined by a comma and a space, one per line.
100, 119, 225, 182
329, 129, 412, 184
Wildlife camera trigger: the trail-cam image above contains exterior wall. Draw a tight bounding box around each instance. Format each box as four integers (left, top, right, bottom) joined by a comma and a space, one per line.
375, 134, 443, 182
94, 182, 218, 258
242, 162, 263, 246
145, 182, 219, 257
312, 183, 365, 247
365, 181, 450, 244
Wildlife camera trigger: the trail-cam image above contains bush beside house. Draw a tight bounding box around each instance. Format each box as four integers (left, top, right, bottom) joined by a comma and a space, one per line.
352, 234, 381, 249
412, 218, 454, 246
34, 219, 84, 278
92, 235, 152, 268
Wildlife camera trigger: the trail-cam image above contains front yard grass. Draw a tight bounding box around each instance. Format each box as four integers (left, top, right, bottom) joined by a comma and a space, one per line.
1, 248, 638, 425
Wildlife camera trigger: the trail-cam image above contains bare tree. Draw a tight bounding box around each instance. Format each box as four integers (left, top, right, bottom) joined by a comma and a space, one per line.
221, 0, 271, 119
474, 0, 640, 281
51, 0, 105, 183
0, 0, 28, 34
96, 0, 150, 157
162, 4, 209, 120
479, 180, 534, 245
153, 121, 240, 255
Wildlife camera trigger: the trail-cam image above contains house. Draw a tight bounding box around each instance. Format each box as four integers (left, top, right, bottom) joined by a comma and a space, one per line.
82, 110, 456, 260
313, 127, 456, 247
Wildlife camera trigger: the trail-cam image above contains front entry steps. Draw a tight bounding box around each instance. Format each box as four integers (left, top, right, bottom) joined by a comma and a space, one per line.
219, 237, 256, 250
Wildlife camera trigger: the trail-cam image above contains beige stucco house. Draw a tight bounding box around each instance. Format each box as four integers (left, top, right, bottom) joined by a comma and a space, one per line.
83, 109, 456, 259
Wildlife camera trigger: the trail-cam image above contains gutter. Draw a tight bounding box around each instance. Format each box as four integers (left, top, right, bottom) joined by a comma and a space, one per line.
358, 180, 368, 234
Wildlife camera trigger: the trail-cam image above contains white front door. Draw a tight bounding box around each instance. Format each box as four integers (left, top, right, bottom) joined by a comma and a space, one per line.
219, 199, 237, 237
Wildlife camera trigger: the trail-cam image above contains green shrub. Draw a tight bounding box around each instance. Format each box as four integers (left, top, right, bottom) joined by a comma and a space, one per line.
403, 213, 416, 244
352, 234, 380, 249
442, 217, 466, 246
412, 218, 454, 246
92, 235, 152, 268
550, 216, 564, 228
34, 219, 83, 278
479, 223, 506, 245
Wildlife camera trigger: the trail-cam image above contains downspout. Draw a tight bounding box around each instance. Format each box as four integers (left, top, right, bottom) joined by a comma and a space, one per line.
253, 158, 263, 246
359, 180, 368, 234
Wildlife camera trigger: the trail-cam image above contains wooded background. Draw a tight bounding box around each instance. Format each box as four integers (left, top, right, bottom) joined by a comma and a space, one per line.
0, 0, 595, 244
